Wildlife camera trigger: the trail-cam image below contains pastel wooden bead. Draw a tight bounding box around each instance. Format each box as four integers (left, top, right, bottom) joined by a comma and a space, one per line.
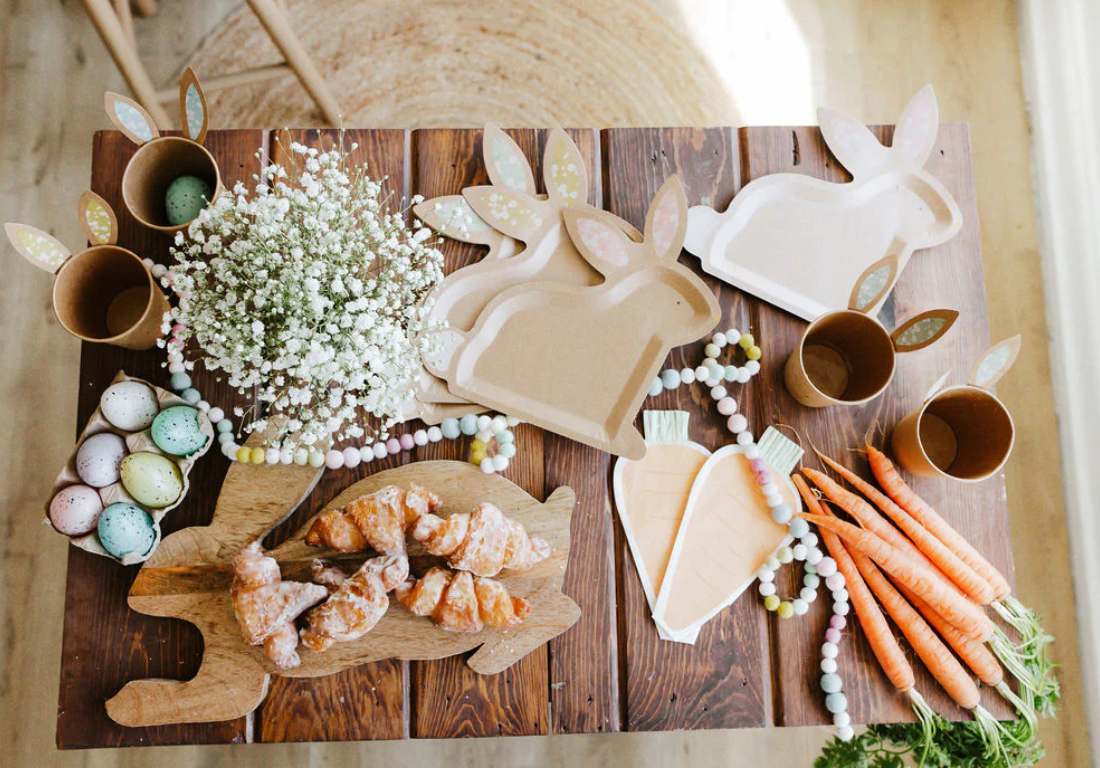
385, 438, 401, 454
717, 397, 737, 415
342, 447, 361, 468
739, 333, 755, 349
399, 434, 415, 450
747, 345, 762, 361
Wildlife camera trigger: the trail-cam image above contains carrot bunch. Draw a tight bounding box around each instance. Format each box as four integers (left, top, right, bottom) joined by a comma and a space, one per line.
794, 444, 1058, 766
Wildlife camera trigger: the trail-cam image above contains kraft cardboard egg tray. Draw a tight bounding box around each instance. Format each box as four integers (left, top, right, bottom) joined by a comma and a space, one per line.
46, 370, 214, 564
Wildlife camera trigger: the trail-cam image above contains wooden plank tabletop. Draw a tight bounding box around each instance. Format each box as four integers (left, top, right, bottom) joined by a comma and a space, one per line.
56, 126, 1016, 748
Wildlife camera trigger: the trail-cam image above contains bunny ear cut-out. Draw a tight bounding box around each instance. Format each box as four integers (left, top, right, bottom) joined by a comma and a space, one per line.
483, 125, 536, 195
414, 196, 493, 243
563, 208, 635, 277
645, 176, 688, 260
5, 223, 70, 273
463, 186, 549, 242
78, 190, 118, 246
891, 309, 959, 353
848, 255, 898, 313
543, 129, 587, 208
969, 335, 1021, 389
924, 371, 952, 402
179, 67, 209, 144
818, 106, 889, 177
104, 92, 160, 146
893, 85, 938, 166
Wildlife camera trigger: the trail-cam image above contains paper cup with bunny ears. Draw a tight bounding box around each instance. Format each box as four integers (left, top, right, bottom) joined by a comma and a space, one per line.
106, 67, 221, 233
891, 336, 1020, 482
784, 254, 960, 408
5, 191, 169, 350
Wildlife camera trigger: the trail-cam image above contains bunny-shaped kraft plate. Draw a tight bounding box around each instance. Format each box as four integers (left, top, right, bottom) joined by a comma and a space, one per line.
105, 452, 579, 727
426, 176, 721, 460
684, 85, 962, 321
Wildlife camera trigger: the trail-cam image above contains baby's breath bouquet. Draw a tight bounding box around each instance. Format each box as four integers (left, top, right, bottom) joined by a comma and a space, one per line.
164, 135, 444, 451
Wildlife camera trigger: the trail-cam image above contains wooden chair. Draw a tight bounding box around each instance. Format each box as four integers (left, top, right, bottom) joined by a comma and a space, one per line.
80, 0, 342, 129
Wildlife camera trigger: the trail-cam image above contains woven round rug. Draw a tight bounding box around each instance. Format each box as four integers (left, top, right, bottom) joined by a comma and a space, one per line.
185, 0, 737, 128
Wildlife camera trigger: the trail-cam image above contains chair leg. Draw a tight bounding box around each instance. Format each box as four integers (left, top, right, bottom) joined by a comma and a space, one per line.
245, 0, 343, 126
81, 0, 172, 129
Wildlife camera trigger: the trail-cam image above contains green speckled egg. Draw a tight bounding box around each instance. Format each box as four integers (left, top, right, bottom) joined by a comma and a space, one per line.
120, 452, 183, 508
97, 502, 157, 559
151, 405, 209, 456
165, 175, 213, 225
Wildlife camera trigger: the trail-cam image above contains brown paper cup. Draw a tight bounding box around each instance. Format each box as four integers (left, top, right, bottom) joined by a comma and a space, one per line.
891, 385, 1015, 482
784, 310, 896, 407
122, 136, 221, 232
52, 245, 169, 350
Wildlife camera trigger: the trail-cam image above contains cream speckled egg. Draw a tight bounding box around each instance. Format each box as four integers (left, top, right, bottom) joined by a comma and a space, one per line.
120, 452, 183, 508
75, 432, 128, 488
151, 405, 209, 456
49, 485, 104, 536
100, 381, 160, 431
97, 502, 157, 559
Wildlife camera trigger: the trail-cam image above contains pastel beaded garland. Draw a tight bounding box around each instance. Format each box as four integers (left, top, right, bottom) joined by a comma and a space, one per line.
155, 315, 522, 475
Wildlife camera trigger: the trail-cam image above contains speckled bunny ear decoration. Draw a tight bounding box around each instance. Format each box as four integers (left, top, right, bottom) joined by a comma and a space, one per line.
414, 196, 493, 243
643, 176, 687, 261
463, 186, 551, 242
78, 190, 118, 246
969, 335, 1022, 389
848, 255, 898, 313
483, 125, 536, 194
543, 129, 587, 208
891, 309, 959, 353
104, 92, 160, 146
5, 223, 70, 273
178, 67, 208, 144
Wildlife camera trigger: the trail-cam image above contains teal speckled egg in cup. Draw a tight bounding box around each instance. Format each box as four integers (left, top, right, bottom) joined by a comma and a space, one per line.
97, 502, 157, 559
151, 405, 209, 456
165, 175, 213, 226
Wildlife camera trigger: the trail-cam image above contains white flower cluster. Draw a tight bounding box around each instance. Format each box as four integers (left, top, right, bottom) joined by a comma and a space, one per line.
164, 136, 444, 450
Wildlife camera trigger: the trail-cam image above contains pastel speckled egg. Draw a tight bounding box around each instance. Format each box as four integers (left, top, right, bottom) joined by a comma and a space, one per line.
151, 405, 209, 456
100, 380, 160, 431
165, 175, 213, 226
75, 432, 128, 488
120, 452, 183, 508
49, 485, 104, 536
97, 502, 157, 559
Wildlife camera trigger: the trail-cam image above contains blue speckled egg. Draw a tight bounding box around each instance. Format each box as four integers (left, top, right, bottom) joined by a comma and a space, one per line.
151, 405, 209, 456
97, 502, 157, 559
120, 452, 183, 508
165, 175, 213, 226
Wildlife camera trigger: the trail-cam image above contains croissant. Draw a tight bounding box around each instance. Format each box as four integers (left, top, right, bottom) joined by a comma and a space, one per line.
300, 555, 408, 652
411, 501, 550, 577
231, 541, 327, 669
305, 484, 442, 556
394, 566, 531, 633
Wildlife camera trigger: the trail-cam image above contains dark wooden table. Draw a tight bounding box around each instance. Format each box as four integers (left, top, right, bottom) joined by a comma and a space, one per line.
57, 125, 1016, 748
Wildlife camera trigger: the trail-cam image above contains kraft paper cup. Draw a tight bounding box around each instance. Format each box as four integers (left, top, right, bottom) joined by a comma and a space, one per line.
122, 136, 221, 233
891, 385, 1015, 482
52, 245, 169, 350
784, 309, 896, 408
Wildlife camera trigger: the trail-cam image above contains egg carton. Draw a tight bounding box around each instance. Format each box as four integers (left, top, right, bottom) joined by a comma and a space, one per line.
46, 370, 215, 565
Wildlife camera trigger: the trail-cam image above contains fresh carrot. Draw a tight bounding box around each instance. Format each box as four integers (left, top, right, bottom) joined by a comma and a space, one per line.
804, 468, 929, 565
897, 583, 1002, 688
817, 453, 995, 605
794, 475, 915, 693
844, 541, 982, 711
800, 513, 995, 643
866, 444, 1011, 601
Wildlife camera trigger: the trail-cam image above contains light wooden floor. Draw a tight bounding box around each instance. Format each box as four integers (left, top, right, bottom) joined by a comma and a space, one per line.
0, 0, 1086, 765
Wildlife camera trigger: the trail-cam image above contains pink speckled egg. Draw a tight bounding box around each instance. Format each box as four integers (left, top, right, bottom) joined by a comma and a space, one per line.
49, 484, 104, 536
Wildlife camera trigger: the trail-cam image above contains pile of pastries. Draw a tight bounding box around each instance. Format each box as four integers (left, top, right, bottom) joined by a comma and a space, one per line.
230, 483, 550, 669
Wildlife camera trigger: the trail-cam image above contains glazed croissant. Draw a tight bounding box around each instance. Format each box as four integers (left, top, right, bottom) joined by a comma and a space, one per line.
411, 501, 550, 577
300, 555, 409, 652
231, 541, 328, 670
305, 484, 442, 556
395, 566, 530, 633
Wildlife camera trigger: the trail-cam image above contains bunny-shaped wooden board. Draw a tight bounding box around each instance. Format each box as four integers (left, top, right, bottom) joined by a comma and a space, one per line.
413, 126, 639, 407
426, 176, 721, 460
684, 85, 962, 322
105, 67, 221, 233
105, 449, 580, 727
